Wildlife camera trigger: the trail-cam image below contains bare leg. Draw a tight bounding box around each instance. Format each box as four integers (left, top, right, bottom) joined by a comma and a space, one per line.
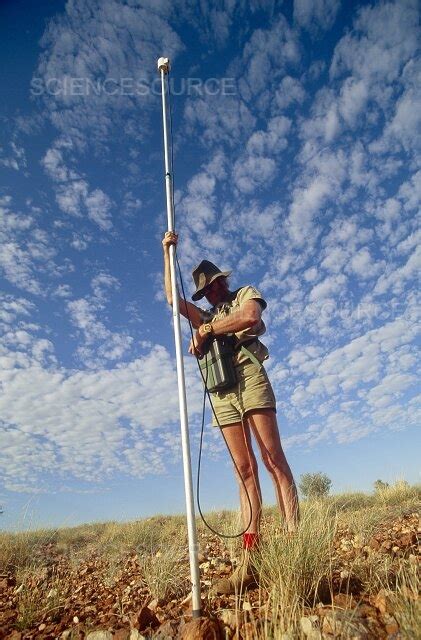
246, 409, 299, 532
221, 421, 262, 533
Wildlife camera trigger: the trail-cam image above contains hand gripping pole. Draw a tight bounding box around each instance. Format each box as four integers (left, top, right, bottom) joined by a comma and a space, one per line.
157, 56, 202, 618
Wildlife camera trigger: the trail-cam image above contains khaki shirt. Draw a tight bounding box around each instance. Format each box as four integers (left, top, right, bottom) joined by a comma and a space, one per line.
202, 285, 269, 365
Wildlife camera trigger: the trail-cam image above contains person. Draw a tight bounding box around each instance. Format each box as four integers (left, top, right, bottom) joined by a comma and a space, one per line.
162, 231, 299, 594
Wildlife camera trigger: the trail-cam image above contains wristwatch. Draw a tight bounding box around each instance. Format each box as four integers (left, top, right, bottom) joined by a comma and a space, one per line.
202, 323, 214, 336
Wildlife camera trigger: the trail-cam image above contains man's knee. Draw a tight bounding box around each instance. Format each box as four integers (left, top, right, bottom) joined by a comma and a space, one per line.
234, 459, 258, 482
261, 450, 288, 474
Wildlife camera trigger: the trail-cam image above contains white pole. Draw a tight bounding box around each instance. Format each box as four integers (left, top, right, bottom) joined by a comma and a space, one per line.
157, 57, 202, 618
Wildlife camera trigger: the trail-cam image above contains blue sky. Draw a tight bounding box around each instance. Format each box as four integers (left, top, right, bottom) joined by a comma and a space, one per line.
0, 0, 420, 532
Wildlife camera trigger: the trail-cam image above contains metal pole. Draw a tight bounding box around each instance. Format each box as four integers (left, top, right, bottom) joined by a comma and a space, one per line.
157, 57, 202, 618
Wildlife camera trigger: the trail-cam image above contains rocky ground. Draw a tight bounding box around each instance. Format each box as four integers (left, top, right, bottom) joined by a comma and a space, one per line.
0, 511, 419, 640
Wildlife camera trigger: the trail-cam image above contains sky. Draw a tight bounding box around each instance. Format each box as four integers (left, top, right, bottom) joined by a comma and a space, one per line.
0, 0, 420, 532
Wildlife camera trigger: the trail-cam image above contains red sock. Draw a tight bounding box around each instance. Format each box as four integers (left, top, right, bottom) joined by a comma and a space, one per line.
243, 532, 259, 550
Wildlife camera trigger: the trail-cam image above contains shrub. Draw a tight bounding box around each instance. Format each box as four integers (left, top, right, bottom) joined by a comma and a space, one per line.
299, 472, 332, 499
374, 479, 390, 493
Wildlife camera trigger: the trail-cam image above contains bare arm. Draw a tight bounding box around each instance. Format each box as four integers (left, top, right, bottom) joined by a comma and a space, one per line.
162, 231, 204, 328
189, 299, 262, 356
210, 300, 262, 335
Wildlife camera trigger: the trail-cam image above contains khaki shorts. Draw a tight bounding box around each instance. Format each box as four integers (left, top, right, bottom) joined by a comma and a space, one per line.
210, 361, 276, 427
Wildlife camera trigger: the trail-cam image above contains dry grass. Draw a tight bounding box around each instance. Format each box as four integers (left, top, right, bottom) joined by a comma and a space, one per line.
137, 542, 191, 601
1, 481, 419, 638
393, 562, 421, 639
14, 565, 65, 631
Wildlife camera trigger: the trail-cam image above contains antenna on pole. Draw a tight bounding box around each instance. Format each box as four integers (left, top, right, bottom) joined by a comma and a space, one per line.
157, 56, 202, 618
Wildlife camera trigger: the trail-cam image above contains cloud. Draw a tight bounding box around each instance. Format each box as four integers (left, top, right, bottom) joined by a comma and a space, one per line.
366, 372, 415, 408
42, 143, 113, 229
233, 155, 277, 194
0, 345, 204, 492
35, 0, 184, 148
349, 248, 381, 279
287, 175, 333, 245
294, 0, 340, 33
373, 246, 421, 296
280, 301, 419, 447
309, 274, 346, 302
66, 272, 134, 367
0, 198, 57, 295
85, 189, 112, 230
330, 0, 419, 85
0, 141, 27, 171
239, 16, 301, 102
184, 96, 256, 147
275, 76, 306, 110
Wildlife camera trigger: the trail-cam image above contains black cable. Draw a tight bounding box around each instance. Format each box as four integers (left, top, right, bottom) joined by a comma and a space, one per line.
167, 69, 253, 538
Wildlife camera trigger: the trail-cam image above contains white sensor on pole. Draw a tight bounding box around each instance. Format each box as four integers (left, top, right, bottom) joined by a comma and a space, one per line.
157, 57, 170, 73
157, 57, 202, 618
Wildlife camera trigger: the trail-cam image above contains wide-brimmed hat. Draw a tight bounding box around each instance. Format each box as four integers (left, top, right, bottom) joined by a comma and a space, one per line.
191, 260, 231, 301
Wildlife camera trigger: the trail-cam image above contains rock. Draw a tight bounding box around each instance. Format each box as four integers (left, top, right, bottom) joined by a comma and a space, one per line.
219, 610, 237, 629
300, 616, 321, 639
148, 598, 160, 612
357, 603, 378, 618
131, 604, 160, 632
369, 538, 380, 551
129, 630, 147, 640
398, 532, 416, 547
179, 617, 222, 639
381, 540, 392, 552
374, 589, 394, 615
152, 620, 180, 638
113, 629, 131, 640
5, 632, 22, 640
86, 632, 113, 640
181, 593, 193, 609
38, 623, 47, 631
333, 593, 357, 609
382, 613, 399, 635
322, 610, 368, 638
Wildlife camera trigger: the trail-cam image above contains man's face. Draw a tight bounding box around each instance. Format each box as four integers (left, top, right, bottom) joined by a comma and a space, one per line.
203, 277, 228, 305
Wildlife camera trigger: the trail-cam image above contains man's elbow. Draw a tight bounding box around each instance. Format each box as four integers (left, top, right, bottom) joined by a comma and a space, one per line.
243, 309, 261, 326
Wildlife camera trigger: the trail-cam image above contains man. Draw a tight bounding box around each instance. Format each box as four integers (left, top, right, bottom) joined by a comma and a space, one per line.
162, 231, 299, 594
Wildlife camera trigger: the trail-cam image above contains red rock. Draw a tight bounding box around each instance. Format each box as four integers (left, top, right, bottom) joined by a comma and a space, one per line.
113, 629, 130, 640
398, 532, 417, 547
5, 632, 22, 640
368, 538, 380, 551
374, 589, 394, 615
179, 617, 222, 639
130, 605, 160, 632
357, 603, 378, 618
383, 612, 399, 635
333, 593, 357, 609
380, 540, 393, 552
152, 620, 180, 638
